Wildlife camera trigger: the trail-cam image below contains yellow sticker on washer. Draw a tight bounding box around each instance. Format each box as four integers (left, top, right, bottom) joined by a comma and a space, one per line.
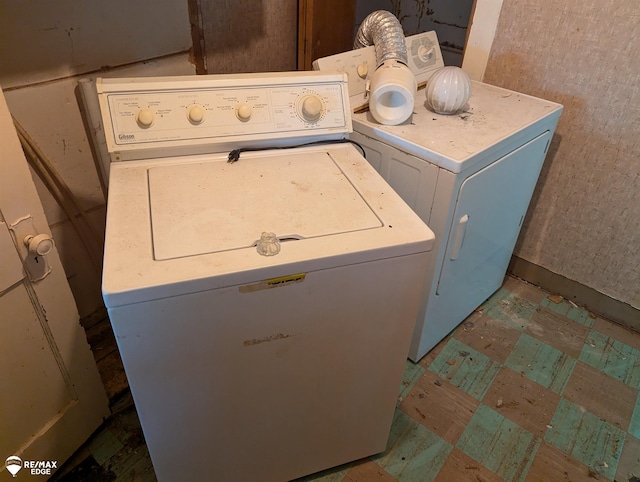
239, 273, 306, 293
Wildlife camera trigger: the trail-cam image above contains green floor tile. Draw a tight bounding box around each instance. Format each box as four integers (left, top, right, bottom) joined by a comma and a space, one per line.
428, 338, 501, 400
373, 410, 452, 481
545, 398, 625, 480
481, 288, 538, 328
541, 296, 572, 316
629, 392, 640, 440
109, 441, 153, 479
580, 330, 640, 389
566, 306, 595, 327
505, 333, 576, 394
89, 429, 125, 465
399, 360, 426, 400
110, 448, 155, 481
456, 404, 539, 482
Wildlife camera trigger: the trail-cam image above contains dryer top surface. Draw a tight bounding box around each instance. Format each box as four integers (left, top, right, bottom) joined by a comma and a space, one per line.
353, 81, 563, 173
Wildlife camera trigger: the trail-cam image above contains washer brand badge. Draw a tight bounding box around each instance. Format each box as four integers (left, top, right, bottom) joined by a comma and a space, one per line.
238, 273, 306, 293
5, 455, 57, 477
118, 133, 135, 141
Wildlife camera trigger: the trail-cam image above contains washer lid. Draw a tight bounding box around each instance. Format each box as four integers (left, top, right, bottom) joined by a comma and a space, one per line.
148, 151, 382, 260
102, 143, 434, 307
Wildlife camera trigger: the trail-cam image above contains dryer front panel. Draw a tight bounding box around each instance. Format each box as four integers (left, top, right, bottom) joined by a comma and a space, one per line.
436, 131, 551, 297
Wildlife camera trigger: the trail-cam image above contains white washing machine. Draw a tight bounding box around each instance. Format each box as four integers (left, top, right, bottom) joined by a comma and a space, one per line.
314, 33, 563, 361
79, 72, 434, 481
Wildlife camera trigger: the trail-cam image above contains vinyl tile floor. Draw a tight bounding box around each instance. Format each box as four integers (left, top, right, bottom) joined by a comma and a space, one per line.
53, 275, 640, 481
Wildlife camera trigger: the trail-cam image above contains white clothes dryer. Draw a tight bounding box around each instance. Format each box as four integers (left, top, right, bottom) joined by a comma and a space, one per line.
79, 72, 434, 482
315, 33, 563, 361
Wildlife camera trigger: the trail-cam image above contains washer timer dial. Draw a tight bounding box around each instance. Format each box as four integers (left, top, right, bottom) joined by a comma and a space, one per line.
297, 94, 324, 123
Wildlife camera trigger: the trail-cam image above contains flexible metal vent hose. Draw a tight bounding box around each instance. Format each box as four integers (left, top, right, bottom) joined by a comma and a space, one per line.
353, 11, 416, 125
354, 10, 409, 67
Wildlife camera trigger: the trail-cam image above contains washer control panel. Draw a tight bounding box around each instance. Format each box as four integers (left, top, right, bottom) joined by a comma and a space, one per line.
96, 72, 352, 159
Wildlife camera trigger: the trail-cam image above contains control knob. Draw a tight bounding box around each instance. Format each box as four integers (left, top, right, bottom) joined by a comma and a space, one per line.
357, 62, 369, 79
298, 94, 324, 122
136, 108, 155, 128
418, 45, 435, 62
236, 104, 252, 122
188, 105, 206, 124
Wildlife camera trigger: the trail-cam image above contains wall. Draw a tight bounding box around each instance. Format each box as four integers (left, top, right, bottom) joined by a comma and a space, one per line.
1, 1, 193, 317
356, 0, 474, 66
0, 1, 192, 89
193, 0, 297, 73
483, 0, 639, 312
461, 0, 504, 81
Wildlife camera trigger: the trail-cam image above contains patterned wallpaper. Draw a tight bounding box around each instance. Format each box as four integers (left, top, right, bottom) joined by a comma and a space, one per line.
198, 0, 297, 74
484, 0, 640, 308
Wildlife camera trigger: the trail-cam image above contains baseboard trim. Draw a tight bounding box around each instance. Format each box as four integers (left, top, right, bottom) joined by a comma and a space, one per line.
508, 256, 640, 333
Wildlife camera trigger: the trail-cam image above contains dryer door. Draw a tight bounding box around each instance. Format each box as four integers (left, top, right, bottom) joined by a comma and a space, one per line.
436, 131, 551, 297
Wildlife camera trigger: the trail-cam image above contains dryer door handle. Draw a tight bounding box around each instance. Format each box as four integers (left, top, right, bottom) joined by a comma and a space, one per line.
450, 214, 469, 261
